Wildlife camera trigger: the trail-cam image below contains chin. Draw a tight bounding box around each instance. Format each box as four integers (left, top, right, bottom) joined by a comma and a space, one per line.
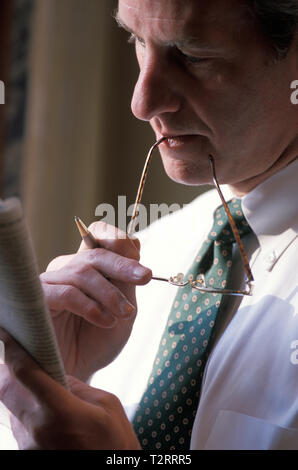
161, 156, 212, 186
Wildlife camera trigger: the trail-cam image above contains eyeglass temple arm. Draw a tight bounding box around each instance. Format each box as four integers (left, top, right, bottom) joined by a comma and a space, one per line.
208, 155, 254, 284
127, 137, 167, 237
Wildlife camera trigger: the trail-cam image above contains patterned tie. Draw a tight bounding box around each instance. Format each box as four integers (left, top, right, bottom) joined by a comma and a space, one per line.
133, 198, 251, 450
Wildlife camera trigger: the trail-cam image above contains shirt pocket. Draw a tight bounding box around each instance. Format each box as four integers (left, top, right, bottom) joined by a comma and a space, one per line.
204, 410, 298, 450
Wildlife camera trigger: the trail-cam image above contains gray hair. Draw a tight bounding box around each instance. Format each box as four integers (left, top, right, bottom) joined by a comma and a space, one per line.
250, 1, 298, 58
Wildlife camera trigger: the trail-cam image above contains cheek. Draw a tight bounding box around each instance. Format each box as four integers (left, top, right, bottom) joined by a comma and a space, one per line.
183, 66, 237, 123
189, 67, 258, 137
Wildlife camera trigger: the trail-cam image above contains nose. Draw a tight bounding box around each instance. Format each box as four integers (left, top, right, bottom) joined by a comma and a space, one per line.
131, 53, 181, 122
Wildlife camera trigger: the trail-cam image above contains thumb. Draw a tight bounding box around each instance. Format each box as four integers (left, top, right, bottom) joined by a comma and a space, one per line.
67, 375, 109, 406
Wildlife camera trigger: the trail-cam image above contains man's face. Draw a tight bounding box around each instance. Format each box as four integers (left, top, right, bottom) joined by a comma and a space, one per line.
117, 0, 297, 193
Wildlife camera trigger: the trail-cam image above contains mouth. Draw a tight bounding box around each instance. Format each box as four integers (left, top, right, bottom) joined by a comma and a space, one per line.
158, 134, 200, 149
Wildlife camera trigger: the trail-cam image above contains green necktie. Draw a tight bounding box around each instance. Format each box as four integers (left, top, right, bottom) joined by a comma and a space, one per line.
133, 198, 251, 450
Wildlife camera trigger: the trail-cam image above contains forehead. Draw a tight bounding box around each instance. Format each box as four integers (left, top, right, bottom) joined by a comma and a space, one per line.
119, 0, 193, 22
117, 0, 252, 42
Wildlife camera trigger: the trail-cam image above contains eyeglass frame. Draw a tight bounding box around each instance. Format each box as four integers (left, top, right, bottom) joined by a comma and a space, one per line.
127, 137, 254, 297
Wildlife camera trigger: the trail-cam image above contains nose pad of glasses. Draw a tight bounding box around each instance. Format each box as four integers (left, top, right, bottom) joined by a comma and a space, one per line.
191, 274, 207, 288
169, 273, 186, 286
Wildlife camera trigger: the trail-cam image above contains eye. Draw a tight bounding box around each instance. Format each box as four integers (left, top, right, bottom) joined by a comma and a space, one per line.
178, 50, 209, 66
185, 56, 206, 65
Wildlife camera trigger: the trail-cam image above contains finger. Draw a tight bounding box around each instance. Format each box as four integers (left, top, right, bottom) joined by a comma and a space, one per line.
47, 227, 141, 274
67, 375, 108, 406
46, 254, 75, 272
0, 329, 70, 412
42, 266, 137, 319
42, 249, 152, 287
129, 236, 140, 252
80, 221, 140, 260
47, 230, 141, 276
41, 283, 118, 328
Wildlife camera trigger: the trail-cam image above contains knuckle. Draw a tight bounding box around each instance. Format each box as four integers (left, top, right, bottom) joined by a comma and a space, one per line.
46, 255, 71, 272
67, 252, 97, 277
59, 285, 77, 302
73, 262, 92, 277
106, 289, 122, 311
100, 391, 121, 409
109, 392, 121, 407
46, 256, 61, 271
114, 256, 131, 274
84, 247, 105, 266
85, 301, 101, 317
89, 247, 105, 260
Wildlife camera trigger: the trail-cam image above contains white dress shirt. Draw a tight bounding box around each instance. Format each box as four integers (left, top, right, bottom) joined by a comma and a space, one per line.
0, 161, 297, 449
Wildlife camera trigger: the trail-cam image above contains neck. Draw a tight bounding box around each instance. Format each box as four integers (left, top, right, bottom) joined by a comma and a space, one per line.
228, 144, 298, 198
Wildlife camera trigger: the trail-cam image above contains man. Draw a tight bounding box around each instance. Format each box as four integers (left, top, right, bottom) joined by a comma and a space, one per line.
0, 0, 298, 450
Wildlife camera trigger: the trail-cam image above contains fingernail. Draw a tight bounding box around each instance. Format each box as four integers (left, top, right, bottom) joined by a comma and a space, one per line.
133, 265, 150, 280
120, 299, 136, 318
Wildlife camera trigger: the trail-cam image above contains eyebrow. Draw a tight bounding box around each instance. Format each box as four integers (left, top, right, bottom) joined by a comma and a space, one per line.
113, 9, 220, 51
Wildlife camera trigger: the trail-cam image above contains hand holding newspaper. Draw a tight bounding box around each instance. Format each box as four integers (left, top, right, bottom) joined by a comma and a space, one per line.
0, 198, 67, 388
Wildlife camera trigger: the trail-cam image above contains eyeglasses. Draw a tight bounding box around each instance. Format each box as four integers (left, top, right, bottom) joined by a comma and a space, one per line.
127, 137, 254, 297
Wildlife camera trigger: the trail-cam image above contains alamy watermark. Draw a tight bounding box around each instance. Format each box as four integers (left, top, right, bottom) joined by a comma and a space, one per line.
95, 195, 187, 238
291, 80, 298, 105
0, 340, 4, 365
0, 81, 5, 105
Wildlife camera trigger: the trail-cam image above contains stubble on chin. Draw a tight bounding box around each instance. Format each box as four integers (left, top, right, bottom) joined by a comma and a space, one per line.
161, 156, 212, 186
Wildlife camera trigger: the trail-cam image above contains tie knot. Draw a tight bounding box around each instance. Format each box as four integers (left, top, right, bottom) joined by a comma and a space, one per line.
209, 198, 251, 245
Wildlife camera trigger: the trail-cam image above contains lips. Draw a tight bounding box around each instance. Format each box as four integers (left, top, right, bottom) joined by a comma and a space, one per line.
158, 134, 199, 149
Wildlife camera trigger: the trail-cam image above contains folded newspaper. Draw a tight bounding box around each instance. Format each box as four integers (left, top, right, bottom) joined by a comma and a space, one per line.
0, 198, 67, 388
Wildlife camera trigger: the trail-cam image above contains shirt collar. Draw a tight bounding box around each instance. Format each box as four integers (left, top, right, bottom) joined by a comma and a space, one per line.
241, 160, 298, 271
